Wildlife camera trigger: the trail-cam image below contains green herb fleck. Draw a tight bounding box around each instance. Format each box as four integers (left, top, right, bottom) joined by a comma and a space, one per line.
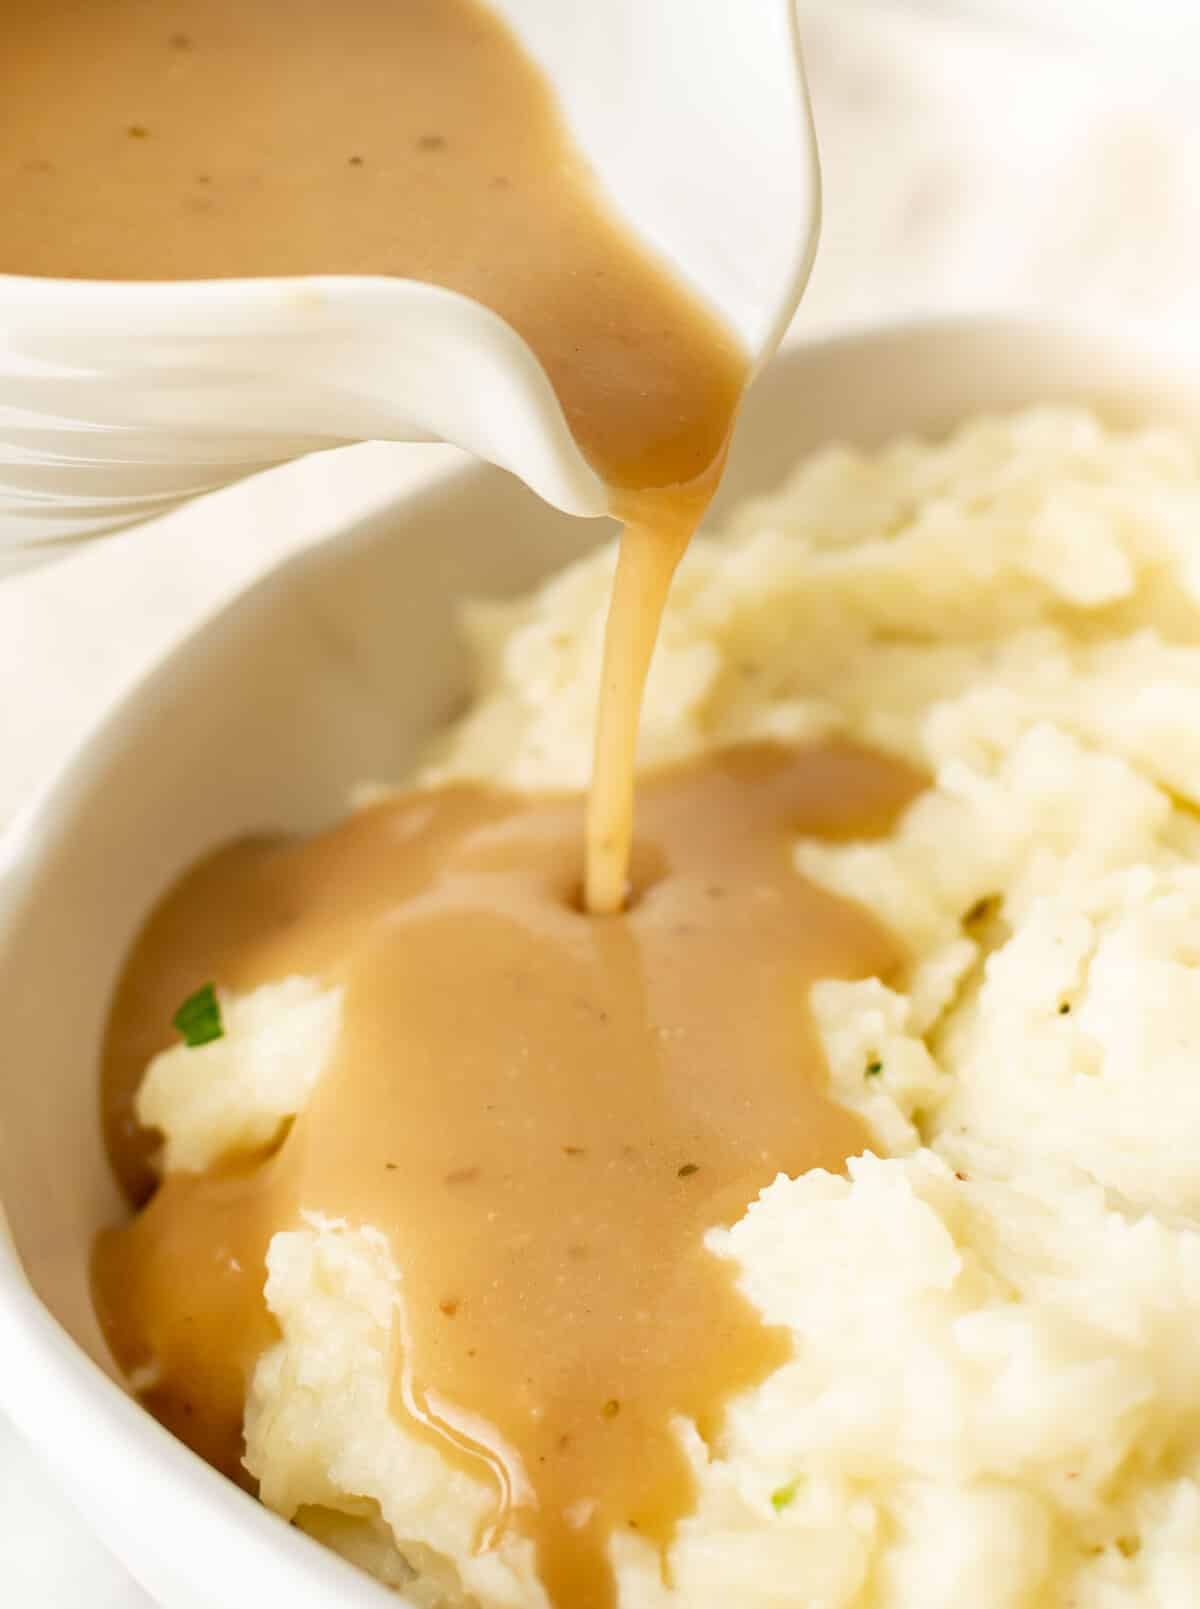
865, 1059, 883, 1079
771, 1481, 799, 1512
172, 982, 223, 1048
677, 1162, 700, 1178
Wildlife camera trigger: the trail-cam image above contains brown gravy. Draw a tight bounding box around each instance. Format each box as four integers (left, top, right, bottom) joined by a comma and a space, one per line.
96, 743, 922, 1608
14, 3, 922, 1602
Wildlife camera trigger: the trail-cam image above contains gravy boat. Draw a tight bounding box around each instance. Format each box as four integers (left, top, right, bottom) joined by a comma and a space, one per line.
0, 0, 819, 567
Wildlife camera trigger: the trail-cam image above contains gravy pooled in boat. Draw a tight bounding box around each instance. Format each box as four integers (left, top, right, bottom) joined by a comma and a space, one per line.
2, 0, 745, 905
96, 744, 922, 1609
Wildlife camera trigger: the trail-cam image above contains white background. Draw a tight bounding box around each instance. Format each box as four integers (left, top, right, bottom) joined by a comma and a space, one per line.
4, 1, 1200, 1602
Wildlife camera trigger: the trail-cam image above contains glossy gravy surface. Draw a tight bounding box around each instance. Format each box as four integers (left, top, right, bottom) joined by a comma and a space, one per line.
96, 743, 922, 1609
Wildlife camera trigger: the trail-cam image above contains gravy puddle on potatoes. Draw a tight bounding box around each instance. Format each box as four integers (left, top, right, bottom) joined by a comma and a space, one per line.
7, 0, 926, 1601
97, 744, 923, 1609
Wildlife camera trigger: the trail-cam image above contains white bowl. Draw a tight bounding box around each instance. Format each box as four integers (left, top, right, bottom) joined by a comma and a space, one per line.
2, 317, 1199, 1609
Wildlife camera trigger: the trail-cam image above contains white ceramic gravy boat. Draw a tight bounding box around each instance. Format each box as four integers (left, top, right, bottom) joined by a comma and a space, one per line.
0, 0, 819, 567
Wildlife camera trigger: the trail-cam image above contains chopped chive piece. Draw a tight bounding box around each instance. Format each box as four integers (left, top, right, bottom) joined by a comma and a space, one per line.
865, 1059, 883, 1078
172, 982, 223, 1047
771, 1481, 798, 1512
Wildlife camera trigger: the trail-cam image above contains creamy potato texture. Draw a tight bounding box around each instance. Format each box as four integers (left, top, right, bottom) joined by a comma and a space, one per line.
138, 408, 1200, 1607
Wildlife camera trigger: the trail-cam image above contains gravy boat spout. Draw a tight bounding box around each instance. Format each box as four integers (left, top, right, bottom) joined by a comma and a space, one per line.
0, 0, 819, 566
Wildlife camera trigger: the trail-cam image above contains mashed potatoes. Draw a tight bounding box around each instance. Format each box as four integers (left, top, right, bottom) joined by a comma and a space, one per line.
138, 408, 1200, 1607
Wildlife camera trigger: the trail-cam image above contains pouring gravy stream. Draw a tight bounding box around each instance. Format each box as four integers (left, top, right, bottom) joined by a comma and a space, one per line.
6, 0, 926, 1602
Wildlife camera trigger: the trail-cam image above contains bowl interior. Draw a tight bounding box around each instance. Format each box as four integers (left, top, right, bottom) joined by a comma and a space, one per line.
1, 315, 1199, 1601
